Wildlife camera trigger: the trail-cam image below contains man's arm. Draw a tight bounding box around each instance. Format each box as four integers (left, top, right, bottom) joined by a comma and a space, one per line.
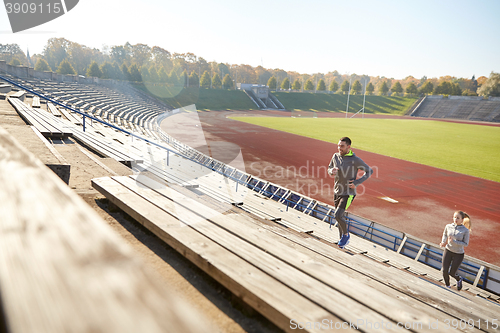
327, 154, 337, 175
352, 158, 373, 186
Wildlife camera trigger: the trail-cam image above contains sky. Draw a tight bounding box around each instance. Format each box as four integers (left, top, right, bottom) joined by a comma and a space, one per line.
1, 0, 499, 80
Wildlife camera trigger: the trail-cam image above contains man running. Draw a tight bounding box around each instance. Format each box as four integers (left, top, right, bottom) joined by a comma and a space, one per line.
328, 137, 373, 249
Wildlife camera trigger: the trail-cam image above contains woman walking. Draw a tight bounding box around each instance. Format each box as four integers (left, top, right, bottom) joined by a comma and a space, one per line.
439, 211, 471, 290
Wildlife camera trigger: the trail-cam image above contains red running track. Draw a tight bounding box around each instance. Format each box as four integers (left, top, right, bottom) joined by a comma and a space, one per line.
162, 110, 500, 266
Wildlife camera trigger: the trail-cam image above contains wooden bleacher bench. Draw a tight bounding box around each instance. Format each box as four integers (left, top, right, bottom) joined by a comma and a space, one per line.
0, 83, 11, 93
32, 95, 41, 108
0, 125, 204, 333
47, 102, 62, 117
8, 97, 72, 138
10, 90, 26, 101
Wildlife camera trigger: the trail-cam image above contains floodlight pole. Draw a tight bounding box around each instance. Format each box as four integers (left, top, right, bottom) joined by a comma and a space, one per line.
362, 78, 367, 118
345, 75, 352, 118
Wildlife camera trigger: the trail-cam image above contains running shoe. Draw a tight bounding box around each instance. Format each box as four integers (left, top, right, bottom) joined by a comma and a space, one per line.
457, 276, 463, 291
338, 233, 350, 249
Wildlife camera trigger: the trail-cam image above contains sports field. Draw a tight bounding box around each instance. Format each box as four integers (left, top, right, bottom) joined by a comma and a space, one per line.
230, 117, 500, 183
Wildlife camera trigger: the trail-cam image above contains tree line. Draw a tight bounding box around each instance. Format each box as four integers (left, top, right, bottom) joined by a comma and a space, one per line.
1, 39, 499, 97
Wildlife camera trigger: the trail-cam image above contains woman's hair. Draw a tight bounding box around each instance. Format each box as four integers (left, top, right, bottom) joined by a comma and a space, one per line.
456, 210, 472, 232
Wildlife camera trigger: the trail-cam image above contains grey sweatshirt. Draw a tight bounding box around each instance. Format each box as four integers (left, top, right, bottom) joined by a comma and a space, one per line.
328, 150, 373, 196
441, 223, 470, 254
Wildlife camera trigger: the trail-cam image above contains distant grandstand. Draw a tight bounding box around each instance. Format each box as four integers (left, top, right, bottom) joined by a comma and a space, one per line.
409, 95, 500, 122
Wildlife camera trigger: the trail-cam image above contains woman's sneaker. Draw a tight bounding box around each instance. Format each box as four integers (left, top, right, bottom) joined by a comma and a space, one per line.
457, 277, 463, 291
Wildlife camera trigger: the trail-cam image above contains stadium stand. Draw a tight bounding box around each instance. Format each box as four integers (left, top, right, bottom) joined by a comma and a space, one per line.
411, 95, 500, 122
1, 68, 500, 332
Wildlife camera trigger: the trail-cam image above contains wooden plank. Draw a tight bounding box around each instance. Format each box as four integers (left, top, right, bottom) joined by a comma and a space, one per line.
32, 96, 41, 108
29, 107, 73, 138
91, 177, 340, 333
414, 243, 427, 261
59, 108, 82, 125
397, 235, 407, 254
473, 265, 485, 287
8, 97, 52, 136
47, 102, 62, 117
0, 125, 205, 333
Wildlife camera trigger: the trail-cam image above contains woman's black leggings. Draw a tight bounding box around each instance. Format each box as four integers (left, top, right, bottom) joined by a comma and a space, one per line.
442, 248, 464, 286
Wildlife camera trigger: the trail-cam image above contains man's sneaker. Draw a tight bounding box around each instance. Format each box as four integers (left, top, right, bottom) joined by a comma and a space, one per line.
457, 276, 463, 291
343, 233, 350, 247
335, 234, 343, 245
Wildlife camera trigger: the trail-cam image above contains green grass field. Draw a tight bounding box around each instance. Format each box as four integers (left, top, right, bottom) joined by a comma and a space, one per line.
136, 85, 257, 110
273, 92, 417, 115
230, 117, 500, 182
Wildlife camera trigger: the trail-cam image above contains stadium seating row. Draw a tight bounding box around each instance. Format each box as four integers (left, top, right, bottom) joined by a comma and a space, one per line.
411, 95, 500, 122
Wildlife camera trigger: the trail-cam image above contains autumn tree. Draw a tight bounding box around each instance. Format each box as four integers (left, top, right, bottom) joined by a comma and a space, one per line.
212, 73, 222, 89
329, 80, 339, 92
231, 64, 256, 84
158, 67, 168, 83
99, 62, 113, 79
121, 64, 131, 81
351, 80, 362, 94
391, 81, 403, 95
317, 79, 326, 91
130, 43, 151, 67
9, 58, 21, 66
111, 45, 130, 65
255, 66, 271, 85
68, 42, 94, 75
267, 76, 277, 90
478, 72, 500, 97
405, 82, 418, 96
129, 64, 142, 82
222, 74, 233, 89
451, 82, 462, 96
304, 79, 314, 91
0, 43, 25, 65
378, 81, 389, 95
56, 59, 76, 75
86, 61, 102, 78
468, 75, 478, 93
292, 79, 301, 90
43, 38, 72, 70
200, 71, 211, 88
151, 46, 171, 70
34, 58, 51, 71
217, 63, 231, 78
181, 69, 188, 87
169, 70, 180, 86
419, 81, 434, 95
366, 82, 374, 95
281, 77, 290, 90
149, 66, 160, 82
434, 81, 452, 95
189, 71, 200, 87
340, 80, 350, 94
140, 65, 150, 82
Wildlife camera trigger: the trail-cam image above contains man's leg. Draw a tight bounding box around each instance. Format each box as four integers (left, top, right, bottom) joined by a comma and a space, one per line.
334, 195, 355, 240
333, 195, 345, 239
